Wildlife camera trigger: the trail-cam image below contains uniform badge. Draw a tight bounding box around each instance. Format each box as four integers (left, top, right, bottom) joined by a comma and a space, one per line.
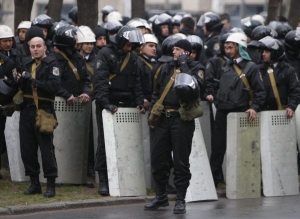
213, 43, 220, 51
52, 67, 60, 76
0, 59, 4, 65
96, 60, 102, 69
198, 70, 204, 79
12, 68, 17, 78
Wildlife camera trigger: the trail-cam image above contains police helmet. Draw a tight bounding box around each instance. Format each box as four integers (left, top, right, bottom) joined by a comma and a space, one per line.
226, 32, 248, 48
0, 25, 14, 39
32, 14, 54, 29
68, 6, 78, 24
174, 73, 200, 104
17, 21, 31, 30
48, 20, 70, 41
143, 34, 158, 44
159, 34, 182, 62
94, 26, 108, 39
77, 26, 96, 43
268, 21, 292, 40
126, 18, 147, 33
186, 35, 203, 58
259, 36, 285, 61
107, 11, 123, 23
152, 13, 172, 36
102, 20, 123, 35
53, 26, 77, 48
284, 30, 300, 53
252, 14, 266, 25
229, 27, 245, 34
199, 12, 223, 32
251, 26, 275, 41
172, 14, 183, 26
139, 18, 152, 34
101, 5, 115, 15
115, 26, 145, 48
241, 19, 263, 38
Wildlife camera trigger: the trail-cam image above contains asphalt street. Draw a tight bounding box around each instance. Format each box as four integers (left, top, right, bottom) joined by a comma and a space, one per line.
2, 195, 300, 219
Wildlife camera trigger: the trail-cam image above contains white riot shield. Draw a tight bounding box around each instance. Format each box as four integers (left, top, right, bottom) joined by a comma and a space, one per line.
295, 105, 300, 147
186, 118, 218, 202
199, 101, 212, 157
4, 111, 29, 182
226, 113, 261, 199
102, 108, 147, 196
141, 111, 152, 189
92, 100, 99, 183
40, 97, 91, 184
261, 110, 299, 197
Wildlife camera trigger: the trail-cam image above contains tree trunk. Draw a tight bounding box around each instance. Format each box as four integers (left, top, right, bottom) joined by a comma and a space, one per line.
47, 0, 63, 22
77, 0, 98, 28
288, 0, 300, 29
266, 0, 282, 24
131, 0, 145, 19
14, 0, 34, 31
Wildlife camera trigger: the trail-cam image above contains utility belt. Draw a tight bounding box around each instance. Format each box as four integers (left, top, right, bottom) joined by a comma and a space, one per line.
109, 101, 134, 108
162, 108, 180, 117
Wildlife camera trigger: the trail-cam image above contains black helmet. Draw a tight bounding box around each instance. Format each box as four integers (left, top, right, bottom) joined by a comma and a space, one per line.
102, 20, 123, 35
94, 26, 108, 39
259, 36, 285, 61
172, 14, 183, 26
241, 19, 263, 38
200, 12, 223, 32
115, 26, 145, 48
186, 35, 203, 59
251, 26, 276, 41
161, 35, 182, 56
152, 13, 172, 36
48, 20, 70, 40
68, 6, 78, 24
174, 73, 200, 104
101, 5, 115, 15
268, 21, 292, 40
284, 30, 300, 53
32, 14, 54, 30
53, 26, 77, 48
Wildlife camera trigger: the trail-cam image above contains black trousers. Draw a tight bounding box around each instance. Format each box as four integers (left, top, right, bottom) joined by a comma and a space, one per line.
151, 115, 195, 192
19, 107, 57, 178
210, 106, 248, 184
94, 105, 106, 172
0, 111, 7, 168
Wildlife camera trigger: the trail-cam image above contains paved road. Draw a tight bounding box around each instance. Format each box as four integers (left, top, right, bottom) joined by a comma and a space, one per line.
2, 195, 300, 219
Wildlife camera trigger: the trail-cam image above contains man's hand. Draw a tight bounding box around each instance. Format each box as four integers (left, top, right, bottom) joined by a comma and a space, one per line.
143, 99, 150, 111
177, 52, 189, 66
79, 93, 90, 104
206, 95, 214, 103
137, 105, 146, 114
286, 107, 294, 118
245, 108, 256, 122
22, 71, 33, 81
67, 95, 76, 104
104, 104, 118, 114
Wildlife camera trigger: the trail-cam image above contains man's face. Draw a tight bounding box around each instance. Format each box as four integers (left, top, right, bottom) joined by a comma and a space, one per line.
221, 19, 230, 31
173, 46, 185, 60
81, 43, 94, 55
224, 42, 239, 59
172, 26, 180, 34
29, 37, 46, 60
0, 38, 13, 52
141, 42, 157, 58
18, 28, 28, 42
96, 36, 107, 48
202, 25, 208, 36
122, 41, 134, 53
262, 50, 271, 63
190, 50, 197, 60
161, 25, 169, 36
41, 27, 48, 38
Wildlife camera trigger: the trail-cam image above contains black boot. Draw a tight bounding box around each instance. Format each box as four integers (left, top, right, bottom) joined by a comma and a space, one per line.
98, 171, 109, 196
144, 185, 169, 211
24, 175, 42, 195
173, 190, 186, 214
44, 177, 56, 198
0, 172, 2, 179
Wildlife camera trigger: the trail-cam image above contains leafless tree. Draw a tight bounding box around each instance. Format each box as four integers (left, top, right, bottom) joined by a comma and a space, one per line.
47, 0, 63, 22
266, 0, 283, 24
288, 0, 300, 28
131, 0, 145, 19
14, 0, 34, 31
77, 0, 98, 28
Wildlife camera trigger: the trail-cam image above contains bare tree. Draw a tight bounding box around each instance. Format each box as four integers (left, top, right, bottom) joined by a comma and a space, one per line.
47, 0, 63, 22
266, 0, 283, 24
14, 0, 34, 31
77, 0, 98, 28
132, 0, 145, 19
288, 0, 300, 29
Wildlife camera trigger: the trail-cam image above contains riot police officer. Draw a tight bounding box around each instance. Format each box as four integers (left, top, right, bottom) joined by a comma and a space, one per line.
93, 26, 145, 196
152, 13, 172, 45
93, 26, 108, 54
17, 36, 61, 197
259, 36, 300, 114
101, 5, 115, 24
210, 33, 265, 187
145, 39, 204, 214
15, 21, 31, 45
68, 6, 78, 26
284, 30, 300, 79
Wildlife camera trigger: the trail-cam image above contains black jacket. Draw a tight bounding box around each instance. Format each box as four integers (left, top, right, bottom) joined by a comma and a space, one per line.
259, 60, 300, 111
151, 59, 205, 109
54, 50, 91, 99
204, 32, 221, 60
20, 54, 61, 108
93, 42, 144, 107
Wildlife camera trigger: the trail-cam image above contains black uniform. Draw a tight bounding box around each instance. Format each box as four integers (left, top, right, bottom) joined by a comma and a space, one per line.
93, 42, 144, 173
54, 50, 91, 99
259, 61, 300, 111
150, 59, 204, 194
210, 59, 265, 186
204, 32, 220, 61
19, 54, 61, 178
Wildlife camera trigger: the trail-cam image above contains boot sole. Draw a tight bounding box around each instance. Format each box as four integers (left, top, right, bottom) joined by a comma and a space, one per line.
144, 203, 169, 211
173, 209, 186, 214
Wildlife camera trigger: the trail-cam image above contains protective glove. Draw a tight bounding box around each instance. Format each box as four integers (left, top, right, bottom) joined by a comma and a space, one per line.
23, 71, 33, 81
177, 52, 190, 73
103, 104, 118, 113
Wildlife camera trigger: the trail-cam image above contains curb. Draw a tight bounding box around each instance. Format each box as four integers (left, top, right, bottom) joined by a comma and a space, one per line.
0, 195, 177, 216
